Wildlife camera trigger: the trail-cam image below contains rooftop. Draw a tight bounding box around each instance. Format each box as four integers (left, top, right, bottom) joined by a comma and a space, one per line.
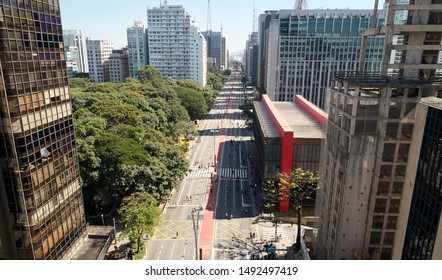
254, 98, 325, 140
71, 226, 114, 260
273, 102, 325, 139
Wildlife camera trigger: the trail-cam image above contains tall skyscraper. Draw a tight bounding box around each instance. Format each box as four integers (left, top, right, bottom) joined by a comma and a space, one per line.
257, 8, 386, 109
315, 0, 442, 260
127, 21, 147, 79
222, 36, 228, 70
0, 0, 87, 259
86, 39, 114, 83
203, 30, 222, 69
63, 29, 89, 73
147, 4, 207, 86
245, 32, 259, 86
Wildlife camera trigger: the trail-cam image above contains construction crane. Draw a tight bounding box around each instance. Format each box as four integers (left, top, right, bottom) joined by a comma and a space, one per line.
294, 0, 308, 10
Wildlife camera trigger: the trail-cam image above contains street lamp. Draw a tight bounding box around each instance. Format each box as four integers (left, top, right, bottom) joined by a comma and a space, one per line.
191, 207, 202, 260
112, 218, 117, 244
101, 214, 104, 226
211, 129, 218, 172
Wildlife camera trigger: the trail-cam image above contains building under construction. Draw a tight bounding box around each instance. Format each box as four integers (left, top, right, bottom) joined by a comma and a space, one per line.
315, 0, 442, 260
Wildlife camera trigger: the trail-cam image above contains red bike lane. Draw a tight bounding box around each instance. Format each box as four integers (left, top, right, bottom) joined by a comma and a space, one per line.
198, 94, 233, 260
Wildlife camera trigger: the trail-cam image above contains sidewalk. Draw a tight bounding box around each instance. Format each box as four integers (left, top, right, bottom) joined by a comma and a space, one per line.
253, 218, 312, 260
105, 224, 131, 260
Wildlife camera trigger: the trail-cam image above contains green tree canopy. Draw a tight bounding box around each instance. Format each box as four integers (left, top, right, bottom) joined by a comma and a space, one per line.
174, 86, 207, 120
90, 99, 144, 127
118, 192, 162, 253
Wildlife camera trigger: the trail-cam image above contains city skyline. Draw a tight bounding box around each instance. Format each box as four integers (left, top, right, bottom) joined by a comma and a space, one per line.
59, 0, 382, 53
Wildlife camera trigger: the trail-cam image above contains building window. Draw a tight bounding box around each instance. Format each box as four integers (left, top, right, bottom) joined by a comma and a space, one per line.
369, 232, 382, 245
389, 199, 400, 213
383, 232, 395, 245
372, 216, 384, 229
386, 216, 398, 230
374, 199, 387, 213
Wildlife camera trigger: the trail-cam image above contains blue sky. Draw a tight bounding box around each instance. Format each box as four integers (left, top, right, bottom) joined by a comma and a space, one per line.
59, 0, 384, 53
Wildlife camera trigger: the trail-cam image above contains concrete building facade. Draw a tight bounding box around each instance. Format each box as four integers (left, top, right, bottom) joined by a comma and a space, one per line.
127, 21, 147, 79
86, 39, 114, 83
315, 0, 442, 260
146, 5, 207, 86
108, 49, 129, 83
257, 8, 386, 109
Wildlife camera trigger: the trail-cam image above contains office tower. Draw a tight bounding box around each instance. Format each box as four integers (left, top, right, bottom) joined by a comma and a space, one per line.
86, 39, 114, 83
315, 0, 442, 260
245, 32, 259, 86
147, 5, 207, 86
222, 36, 227, 70
203, 30, 222, 69
400, 97, 442, 260
108, 49, 129, 83
63, 29, 89, 73
257, 8, 386, 109
0, 0, 87, 259
127, 21, 147, 79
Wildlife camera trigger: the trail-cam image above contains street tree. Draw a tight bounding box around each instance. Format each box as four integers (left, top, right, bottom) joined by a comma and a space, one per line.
279, 168, 320, 252
118, 192, 162, 253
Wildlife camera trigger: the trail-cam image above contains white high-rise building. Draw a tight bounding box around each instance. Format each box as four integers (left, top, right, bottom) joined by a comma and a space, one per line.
190, 26, 207, 86
86, 39, 114, 83
147, 5, 207, 86
127, 21, 147, 78
63, 29, 89, 73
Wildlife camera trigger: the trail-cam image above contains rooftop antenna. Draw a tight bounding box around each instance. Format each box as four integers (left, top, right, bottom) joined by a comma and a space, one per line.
294, 0, 308, 9
252, 0, 257, 33
207, 0, 212, 31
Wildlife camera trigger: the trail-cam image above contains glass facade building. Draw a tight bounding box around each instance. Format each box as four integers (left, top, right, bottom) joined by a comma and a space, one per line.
402, 105, 442, 259
257, 9, 385, 109
0, 0, 86, 259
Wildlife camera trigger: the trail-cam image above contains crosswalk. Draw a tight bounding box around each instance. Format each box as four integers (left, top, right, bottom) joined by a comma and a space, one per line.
261, 227, 289, 241
187, 168, 211, 179
219, 168, 248, 179
186, 167, 249, 179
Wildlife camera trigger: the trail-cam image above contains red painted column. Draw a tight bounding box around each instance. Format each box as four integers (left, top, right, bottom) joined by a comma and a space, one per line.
279, 131, 293, 212
261, 95, 294, 212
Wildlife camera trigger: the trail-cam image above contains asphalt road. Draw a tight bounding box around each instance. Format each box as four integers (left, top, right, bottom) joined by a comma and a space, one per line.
145, 71, 262, 260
